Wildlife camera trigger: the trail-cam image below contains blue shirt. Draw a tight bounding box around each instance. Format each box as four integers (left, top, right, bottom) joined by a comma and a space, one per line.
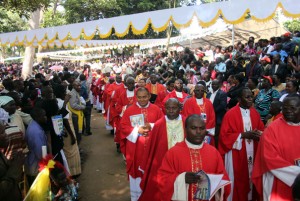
270, 50, 288, 62
25, 120, 47, 176
215, 62, 226, 73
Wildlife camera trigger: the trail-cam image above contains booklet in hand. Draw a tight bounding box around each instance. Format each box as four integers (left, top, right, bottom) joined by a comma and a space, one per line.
194, 170, 230, 200
130, 114, 145, 127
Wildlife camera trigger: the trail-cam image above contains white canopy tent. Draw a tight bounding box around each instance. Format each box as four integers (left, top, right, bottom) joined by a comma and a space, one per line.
0, 0, 299, 47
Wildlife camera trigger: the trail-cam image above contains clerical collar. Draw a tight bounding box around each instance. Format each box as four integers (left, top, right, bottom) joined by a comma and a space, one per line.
116, 82, 122, 85
239, 107, 250, 116
196, 98, 203, 105
126, 90, 134, 97
284, 118, 300, 126
136, 102, 150, 108
165, 115, 181, 122
185, 139, 203, 149
213, 89, 219, 94
175, 91, 183, 98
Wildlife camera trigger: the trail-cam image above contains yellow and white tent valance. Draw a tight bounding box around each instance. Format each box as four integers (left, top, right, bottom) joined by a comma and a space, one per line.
0, 0, 299, 47
24, 38, 167, 49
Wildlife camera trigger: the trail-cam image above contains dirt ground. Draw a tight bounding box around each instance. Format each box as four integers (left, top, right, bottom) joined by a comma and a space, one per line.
78, 111, 130, 201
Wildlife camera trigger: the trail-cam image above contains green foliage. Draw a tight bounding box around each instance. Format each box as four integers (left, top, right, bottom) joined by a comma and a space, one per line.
0, 0, 50, 17
41, 9, 67, 28
284, 20, 300, 32
63, 0, 122, 23
0, 8, 28, 33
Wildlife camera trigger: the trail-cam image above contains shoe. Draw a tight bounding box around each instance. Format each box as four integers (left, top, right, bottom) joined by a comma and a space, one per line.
110, 130, 114, 135
116, 143, 121, 153
83, 132, 92, 136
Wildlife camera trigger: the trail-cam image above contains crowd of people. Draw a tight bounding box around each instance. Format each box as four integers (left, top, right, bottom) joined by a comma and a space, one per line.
0, 32, 300, 201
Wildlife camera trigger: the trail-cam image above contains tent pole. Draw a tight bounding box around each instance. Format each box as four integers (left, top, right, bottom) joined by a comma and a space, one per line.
232, 25, 235, 48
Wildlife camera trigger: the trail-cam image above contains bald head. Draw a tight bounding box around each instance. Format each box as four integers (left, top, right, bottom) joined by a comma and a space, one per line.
165, 98, 181, 120
194, 84, 205, 99
185, 114, 206, 145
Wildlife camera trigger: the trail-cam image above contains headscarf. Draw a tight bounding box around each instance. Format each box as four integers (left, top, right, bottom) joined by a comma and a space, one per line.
0, 96, 14, 107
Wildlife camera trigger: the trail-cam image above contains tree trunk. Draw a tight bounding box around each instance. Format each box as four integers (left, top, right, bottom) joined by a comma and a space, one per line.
165, 0, 176, 54
22, 9, 43, 79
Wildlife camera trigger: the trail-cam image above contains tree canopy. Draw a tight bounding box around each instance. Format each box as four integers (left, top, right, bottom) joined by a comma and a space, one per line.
0, 0, 50, 17
284, 20, 300, 32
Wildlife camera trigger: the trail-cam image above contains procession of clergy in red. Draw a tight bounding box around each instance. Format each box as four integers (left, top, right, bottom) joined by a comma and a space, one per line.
98, 74, 300, 201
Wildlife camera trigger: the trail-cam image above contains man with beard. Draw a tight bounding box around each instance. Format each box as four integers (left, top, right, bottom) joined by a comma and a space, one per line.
182, 84, 216, 142
162, 79, 189, 111
219, 87, 264, 201
154, 79, 175, 109
253, 94, 300, 200
24, 107, 48, 186
145, 74, 165, 103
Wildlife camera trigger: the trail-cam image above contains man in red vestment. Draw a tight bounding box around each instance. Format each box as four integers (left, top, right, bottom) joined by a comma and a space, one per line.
162, 79, 189, 111
102, 76, 115, 119
103, 75, 124, 115
252, 94, 300, 201
154, 79, 175, 109
120, 87, 163, 201
109, 79, 127, 130
139, 98, 185, 201
218, 87, 264, 201
145, 74, 166, 104
115, 77, 137, 153
182, 84, 216, 139
157, 114, 230, 201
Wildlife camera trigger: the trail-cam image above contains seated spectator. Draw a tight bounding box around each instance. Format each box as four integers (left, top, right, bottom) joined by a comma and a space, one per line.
227, 73, 244, 109
269, 43, 288, 62
247, 77, 260, 98
279, 80, 299, 102
214, 57, 226, 73
265, 100, 283, 127
268, 53, 289, 81
255, 76, 280, 122
0, 124, 24, 201
260, 56, 271, 75
245, 55, 262, 80
272, 74, 286, 95
282, 32, 296, 56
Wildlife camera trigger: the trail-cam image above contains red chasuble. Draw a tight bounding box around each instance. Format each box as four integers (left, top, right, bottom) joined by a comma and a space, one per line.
218, 105, 264, 201
114, 90, 137, 143
154, 90, 169, 109
163, 90, 189, 104
109, 86, 126, 127
120, 103, 163, 178
162, 90, 189, 113
139, 116, 186, 201
145, 83, 166, 95
157, 141, 230, 201
103, 82, 124, 117
182, 97, 216, 136
252, 118, 300, 201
